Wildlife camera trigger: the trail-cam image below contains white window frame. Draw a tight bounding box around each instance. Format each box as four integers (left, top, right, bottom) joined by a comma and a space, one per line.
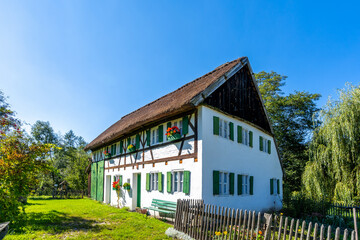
150, 172, 159, 191
219, 171, 229, 196
242, 128, 249, 146
242, 175, 249, 195
261, 137, 269, 153
151, 127, 160, 145
172, 170, 184, 193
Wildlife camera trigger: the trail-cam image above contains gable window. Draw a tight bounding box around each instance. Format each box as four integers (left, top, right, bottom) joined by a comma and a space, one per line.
260, 136, 271, 154
219, 171, 229, 195
243, 129, 249, 146
150, 172, 158, 191
218, 119, 230, 139
172, 170, 184, 193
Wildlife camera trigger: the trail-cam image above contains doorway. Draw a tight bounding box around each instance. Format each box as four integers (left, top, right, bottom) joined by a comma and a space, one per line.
136, 174, 141, 208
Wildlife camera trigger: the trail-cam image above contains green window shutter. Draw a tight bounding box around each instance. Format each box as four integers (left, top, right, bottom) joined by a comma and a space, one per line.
249, 131, 253, 147
119, 175, 123, 186
136, 134, 140, 149
237, 126, 243, 143
146, 173, 150, 191
158, 125, 163, 142
167, 172, 172, 193
250, 176, 254, 195
120, 140, 123, 154
229, 173, 234, 195
277, 179, 280, 194
268, 140, 271, 154
127, 137, 131, 146
259, 136, 263, 151
213, 116, 220, 135
213, 171, 219, 195
158, 172, 163, 192
146, 130, 151, 146
270, 179, 274, 195
182, 116, 189, 135
229, 122, 234, 141
238, 174, 243, 195
183, 171, 190, 195
113, 176, 116, 182
167, 122, 171, 129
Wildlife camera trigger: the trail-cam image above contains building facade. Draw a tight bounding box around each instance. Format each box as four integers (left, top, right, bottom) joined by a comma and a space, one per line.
85, 57, 283, 212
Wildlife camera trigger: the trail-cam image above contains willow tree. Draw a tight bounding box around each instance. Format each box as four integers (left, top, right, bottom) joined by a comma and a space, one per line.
303, 84, 360, 203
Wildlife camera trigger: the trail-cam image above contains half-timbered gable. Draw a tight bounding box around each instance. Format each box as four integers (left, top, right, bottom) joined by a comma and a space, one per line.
86, 57, 283, 212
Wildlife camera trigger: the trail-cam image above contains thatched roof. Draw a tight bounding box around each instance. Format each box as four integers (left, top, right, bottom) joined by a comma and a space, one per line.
85, 57, 246, 151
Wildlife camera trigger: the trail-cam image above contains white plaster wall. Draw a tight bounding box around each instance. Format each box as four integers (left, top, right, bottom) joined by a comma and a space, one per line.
102, 114, 203, 211
199, 105, 283, 212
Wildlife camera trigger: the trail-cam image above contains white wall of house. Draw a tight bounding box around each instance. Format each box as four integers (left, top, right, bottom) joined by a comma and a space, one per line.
199, 105, 283, 212
101, 114, 203, 210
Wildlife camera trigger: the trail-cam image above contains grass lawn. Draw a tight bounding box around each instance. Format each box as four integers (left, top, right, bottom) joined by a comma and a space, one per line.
5, 197, 171, 240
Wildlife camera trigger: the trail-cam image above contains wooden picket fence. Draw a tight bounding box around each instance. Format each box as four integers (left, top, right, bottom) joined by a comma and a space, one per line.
174, 199, 359, 240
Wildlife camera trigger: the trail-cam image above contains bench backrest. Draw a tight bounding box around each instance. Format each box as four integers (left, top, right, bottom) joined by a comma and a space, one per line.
151, 199, 177, 211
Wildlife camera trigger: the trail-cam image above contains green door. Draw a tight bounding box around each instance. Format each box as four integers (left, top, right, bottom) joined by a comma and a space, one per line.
91, 163, 97, 200
97, 161, 104, 202
137, 174, 141, 208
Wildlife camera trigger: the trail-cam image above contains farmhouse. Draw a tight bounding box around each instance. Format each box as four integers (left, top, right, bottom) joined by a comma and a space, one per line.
85, 57, 283, 212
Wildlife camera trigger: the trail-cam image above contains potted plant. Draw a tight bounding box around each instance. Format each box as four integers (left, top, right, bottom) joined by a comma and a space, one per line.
123, 182, 131, 191
112, 180, 122, 208
103, 150, 111, 159
127, 144, 136, 153
165, 126, 181, 141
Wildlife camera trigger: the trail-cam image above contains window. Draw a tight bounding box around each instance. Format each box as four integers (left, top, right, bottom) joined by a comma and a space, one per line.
242, 175, 249, 195
218, 119, 230, 139
260, 136, 271, 153
243, 129, 249, 146
270, 178, 280, 195
150, 173, 158, 191
172, 171, 184, 193
151, 128, 159, 145
219, 172, 229, 195
173, 120, 183, 135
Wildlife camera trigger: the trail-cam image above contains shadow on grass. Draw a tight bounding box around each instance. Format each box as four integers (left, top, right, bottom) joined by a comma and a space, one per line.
11, 210, 102, 234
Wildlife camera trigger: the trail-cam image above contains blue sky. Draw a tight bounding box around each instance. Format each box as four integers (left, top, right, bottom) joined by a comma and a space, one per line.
0, 1, 359, 142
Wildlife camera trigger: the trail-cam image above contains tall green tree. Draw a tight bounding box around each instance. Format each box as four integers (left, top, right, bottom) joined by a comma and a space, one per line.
303, 84, 360, 203
0, 90, 52, 224
255, 71, 321, 194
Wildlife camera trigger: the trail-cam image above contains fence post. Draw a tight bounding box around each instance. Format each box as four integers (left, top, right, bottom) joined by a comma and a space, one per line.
353, 208, 358, 240
264, 214, 273, 240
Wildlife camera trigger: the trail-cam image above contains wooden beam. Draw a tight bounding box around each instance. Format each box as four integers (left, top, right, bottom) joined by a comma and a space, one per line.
104, 135, 195, 160
105, 153, 197, 170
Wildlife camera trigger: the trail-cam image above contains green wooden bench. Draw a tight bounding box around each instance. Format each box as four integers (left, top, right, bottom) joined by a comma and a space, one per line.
144, 199, 177, 219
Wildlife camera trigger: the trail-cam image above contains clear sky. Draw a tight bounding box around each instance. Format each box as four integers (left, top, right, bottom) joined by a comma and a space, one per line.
0, 1, 359, 143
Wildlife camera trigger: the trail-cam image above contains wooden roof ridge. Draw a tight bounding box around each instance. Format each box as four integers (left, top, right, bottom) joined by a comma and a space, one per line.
85, 57, 246, 151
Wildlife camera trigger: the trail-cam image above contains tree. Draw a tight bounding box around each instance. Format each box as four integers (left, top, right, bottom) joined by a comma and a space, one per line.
303, 84, 360, 203
255, 71, 321, 195
0, 90, 52, 224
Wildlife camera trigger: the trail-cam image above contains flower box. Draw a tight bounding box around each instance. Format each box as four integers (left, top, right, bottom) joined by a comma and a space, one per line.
127, 144, 136, 153
167, 132, 181, 141
165, 126, 182, 142
103, 151, 111, 159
